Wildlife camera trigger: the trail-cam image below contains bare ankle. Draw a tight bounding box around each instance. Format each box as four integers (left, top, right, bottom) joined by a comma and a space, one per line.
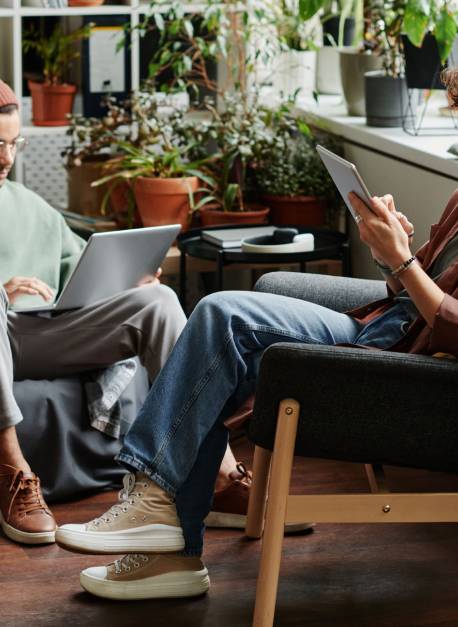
0, 427, 31, 472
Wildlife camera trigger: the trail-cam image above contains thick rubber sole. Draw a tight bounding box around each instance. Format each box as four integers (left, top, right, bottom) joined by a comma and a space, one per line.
80, 568, 210, 600
205, 511, 315, 534
0, 512, 56, 545
55, 524, 185, 555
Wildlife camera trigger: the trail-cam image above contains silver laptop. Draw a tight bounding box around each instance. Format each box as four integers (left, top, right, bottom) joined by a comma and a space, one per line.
12, 224, 181, 313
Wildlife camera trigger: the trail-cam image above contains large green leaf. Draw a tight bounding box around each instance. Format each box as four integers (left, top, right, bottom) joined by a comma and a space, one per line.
299, 0, 325, 21
435, 7, 457, 64
403, 0, 430, 47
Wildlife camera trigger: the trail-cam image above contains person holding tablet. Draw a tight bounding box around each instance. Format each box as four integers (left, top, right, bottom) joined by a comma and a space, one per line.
57, 71, 458, 600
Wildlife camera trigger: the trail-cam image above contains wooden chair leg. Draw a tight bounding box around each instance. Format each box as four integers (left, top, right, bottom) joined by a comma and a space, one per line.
246, 445, 272, 539
252, 399, 300, 627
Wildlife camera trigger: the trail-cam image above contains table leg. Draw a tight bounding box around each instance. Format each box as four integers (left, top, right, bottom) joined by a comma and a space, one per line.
342, 242, 352, 277
251, 268, 258, 288
179, 250, 187, 313
217, 251, 224, 291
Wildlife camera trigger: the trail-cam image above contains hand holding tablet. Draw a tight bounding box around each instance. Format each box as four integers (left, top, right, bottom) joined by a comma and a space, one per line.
316, 144, 374, 222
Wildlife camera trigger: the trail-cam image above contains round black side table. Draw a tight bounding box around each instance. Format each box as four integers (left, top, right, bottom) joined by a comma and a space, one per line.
177, 224, 350, 313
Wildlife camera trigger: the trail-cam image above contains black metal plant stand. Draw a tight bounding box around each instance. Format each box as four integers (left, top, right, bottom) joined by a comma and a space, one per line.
402, 85, 458, 137
401, 34, 458, 136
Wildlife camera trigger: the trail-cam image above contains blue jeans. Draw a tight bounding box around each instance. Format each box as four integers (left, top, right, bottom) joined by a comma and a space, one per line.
117, 291, 409, 555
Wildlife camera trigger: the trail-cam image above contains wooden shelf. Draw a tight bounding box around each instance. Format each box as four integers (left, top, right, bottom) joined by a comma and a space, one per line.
20, 5, 132, 16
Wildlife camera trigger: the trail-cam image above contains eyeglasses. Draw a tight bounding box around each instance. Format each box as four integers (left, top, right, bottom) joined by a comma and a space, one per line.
0, 136, 27, 154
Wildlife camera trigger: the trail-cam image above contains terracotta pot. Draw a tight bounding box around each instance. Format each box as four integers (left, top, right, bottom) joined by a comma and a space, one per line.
67, 156, 110, 217
134, 176, 199, 231
261, 194, 327, 227
199, 204, 270, 227
110, 181, 142, 229
28, 80, 77, 126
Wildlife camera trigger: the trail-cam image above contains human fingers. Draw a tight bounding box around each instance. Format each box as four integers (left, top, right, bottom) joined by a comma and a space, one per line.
24, 278, 54, 301
4, 284, 41, 305
348, 192, 375, 223
395, 211, 414, 237
368, 196, 393, 220
155, 267, 162, 279
380, 194, 396, 213
348, 192, 388, 224
137, 274, 160, 287
5, 277, 53, 302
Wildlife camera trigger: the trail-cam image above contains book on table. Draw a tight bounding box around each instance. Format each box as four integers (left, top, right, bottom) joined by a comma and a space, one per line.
201, 226, 275, 249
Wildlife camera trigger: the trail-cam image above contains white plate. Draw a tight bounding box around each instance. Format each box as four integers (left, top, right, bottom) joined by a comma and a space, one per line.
241, 233, 314, 254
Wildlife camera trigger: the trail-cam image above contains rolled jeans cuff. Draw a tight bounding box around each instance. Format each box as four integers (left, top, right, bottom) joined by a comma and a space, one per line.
0, 410, 23, 430
115, 452, 178, 497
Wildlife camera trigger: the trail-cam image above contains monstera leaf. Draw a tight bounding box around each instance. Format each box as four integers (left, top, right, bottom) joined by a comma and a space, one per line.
403, 0, 430, 47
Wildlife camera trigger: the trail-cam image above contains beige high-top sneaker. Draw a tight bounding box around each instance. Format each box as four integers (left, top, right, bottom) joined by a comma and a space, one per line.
80, 554, 210, 600
56, 473, 184, 554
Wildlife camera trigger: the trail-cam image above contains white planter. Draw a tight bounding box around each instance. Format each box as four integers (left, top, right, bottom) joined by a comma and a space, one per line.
138, 91, 190, 117
316, 46, 343, 95
274, 50, 317, 99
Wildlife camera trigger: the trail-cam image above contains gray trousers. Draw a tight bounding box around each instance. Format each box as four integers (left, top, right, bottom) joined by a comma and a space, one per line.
0, 284, 187, 430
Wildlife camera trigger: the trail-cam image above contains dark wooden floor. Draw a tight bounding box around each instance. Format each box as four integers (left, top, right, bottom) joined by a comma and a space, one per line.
1, 439, 457, 627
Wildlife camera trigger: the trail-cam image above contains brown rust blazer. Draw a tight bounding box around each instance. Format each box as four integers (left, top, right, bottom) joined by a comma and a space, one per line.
349, 190, 458, 358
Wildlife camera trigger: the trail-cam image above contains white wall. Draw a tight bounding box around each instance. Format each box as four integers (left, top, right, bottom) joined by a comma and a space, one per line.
344, 142, 458, 279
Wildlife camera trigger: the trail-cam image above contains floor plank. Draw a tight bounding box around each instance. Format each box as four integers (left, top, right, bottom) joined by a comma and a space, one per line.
1, 440, 457, 627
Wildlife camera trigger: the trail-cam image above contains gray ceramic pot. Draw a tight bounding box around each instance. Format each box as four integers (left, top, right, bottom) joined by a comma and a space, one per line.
364, 71, 410, 127
339, 49, 383, 116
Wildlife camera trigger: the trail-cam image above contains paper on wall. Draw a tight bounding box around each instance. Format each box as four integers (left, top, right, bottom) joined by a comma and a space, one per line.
89, 27, 125, 94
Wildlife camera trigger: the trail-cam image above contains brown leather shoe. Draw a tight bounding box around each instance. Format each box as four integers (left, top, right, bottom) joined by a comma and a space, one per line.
205, 462, 314, 534
0, 464, 56, 544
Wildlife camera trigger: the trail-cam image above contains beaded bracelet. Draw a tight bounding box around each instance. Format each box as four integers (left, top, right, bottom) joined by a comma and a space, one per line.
391, 255, 417, 279
373, 257, 392, 275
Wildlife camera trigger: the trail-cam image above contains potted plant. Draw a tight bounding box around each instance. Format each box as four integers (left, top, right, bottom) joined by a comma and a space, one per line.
63, 96, 133, 218
91, 92, 214, 231
363, 1, 457, 127
270, 0, 319, 100
299, 0, 365, 96
23, 22, 93, 126
252, 112, 342, 227
189, 94, 273, 227
131, 0, 279, 104
95, 144, 203, 231
401, 1, 458, 90
362, 0, 410, 127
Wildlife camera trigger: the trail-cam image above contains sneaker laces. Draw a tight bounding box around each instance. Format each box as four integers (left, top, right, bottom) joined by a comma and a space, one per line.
91, 473, 147, 526
114, 553, 149, 574
6, 470, 47, 521
234, 463, 252, 487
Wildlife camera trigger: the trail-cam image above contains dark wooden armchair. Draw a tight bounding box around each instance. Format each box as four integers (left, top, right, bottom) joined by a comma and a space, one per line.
245, 272, 458, 627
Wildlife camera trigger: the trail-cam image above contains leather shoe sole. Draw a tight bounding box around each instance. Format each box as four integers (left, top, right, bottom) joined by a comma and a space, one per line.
0, 511, 55, 545
205, 511, 315, 534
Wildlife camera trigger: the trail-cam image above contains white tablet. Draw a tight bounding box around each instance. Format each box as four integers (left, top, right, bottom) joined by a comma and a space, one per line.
316, 144, 373, 221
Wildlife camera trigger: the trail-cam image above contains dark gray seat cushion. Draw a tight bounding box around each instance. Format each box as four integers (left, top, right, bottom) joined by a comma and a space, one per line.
248, 343, 458, 474
255, 271, 387, 312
